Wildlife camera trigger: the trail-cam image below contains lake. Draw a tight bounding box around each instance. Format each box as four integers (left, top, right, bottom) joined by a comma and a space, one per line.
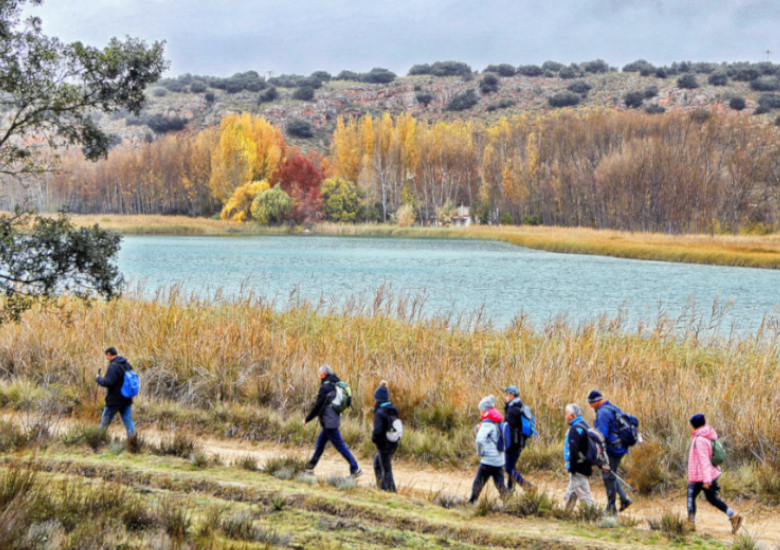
118, 235, 780, 331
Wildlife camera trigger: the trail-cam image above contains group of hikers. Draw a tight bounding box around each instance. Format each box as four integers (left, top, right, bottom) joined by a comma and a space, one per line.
96, 352, 744, 535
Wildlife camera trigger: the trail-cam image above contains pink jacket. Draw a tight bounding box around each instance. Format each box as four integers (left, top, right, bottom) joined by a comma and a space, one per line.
688, 425, 722, 484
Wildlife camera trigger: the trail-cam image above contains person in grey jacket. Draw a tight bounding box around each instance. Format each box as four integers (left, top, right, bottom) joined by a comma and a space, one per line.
303, 365, 362, 477
468, 395, 508, 503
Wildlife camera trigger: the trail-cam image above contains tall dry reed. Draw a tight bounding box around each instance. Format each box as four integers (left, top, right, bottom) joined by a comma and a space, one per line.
2, 288, 780, 471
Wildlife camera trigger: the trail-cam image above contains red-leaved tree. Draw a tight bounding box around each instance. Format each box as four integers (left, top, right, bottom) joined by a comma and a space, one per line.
272, 148, 331, 224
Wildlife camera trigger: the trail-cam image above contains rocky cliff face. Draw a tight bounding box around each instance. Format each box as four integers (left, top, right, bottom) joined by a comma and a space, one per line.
100, 72, 766, 149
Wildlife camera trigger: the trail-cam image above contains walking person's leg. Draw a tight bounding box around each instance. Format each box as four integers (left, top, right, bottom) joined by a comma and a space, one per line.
325, 428, 359, 474
469, 465, 490, 503
378, 449, 396, 492
505, 448, 526, 490
119, 405, 136, 438
373, 452, 383, 488
306, 429, 328, 469
687, 482, 702, 522
99, 406, 118, 431
610, 454, 630, 509
703, 480, 742, 533
602, 455, 619, 514
489, 465, 508, 497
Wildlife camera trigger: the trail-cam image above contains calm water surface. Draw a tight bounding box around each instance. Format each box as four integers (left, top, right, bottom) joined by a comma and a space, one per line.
118, 235, 780, 330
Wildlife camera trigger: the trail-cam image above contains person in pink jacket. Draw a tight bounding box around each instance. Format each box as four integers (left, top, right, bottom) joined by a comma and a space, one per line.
687, 414, 742, 534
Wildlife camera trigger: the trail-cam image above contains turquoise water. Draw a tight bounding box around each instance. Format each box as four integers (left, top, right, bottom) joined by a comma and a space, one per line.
118, 235, 780, 330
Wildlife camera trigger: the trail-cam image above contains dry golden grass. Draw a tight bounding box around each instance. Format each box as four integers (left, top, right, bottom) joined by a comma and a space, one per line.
69, 215, 780, 268
2, 289, 780, 473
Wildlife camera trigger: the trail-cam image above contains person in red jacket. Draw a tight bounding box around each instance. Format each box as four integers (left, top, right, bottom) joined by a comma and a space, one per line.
687, 414, 742, 534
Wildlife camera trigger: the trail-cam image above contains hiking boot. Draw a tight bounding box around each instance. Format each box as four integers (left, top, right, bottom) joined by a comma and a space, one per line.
619, 498, 632, 512
350, 468, 363, 479
730, 513, 743, 534
604, 506, 618, 517
687, 515, 696, 532
304, 462, 316, 474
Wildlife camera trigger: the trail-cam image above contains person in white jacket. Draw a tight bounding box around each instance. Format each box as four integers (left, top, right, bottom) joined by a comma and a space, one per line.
468, 395, 508, 503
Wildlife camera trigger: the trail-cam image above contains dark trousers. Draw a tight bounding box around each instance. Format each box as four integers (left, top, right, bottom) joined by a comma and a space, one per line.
373, 448, 396, 492
469, 464, 507, 503
504, 447, 527, 490
309, 428, 359, 473
601, 454, 629, 512
99, 405, 135, 437
687, 480, 729, 519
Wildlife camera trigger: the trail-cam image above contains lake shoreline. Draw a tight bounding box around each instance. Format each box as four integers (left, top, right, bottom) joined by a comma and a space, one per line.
71, 214, 780, 269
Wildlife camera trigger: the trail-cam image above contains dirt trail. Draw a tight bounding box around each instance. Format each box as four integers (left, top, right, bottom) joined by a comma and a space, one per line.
195, 434, 780, 546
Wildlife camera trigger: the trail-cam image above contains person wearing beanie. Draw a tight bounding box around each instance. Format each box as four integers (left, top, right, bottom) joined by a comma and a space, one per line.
687, 413, 743, 534
371, 380, 400, 492
588, 390, 635, 515
503, 385, 534, 491
468, 395, 508, 503
303, 365, 362, 478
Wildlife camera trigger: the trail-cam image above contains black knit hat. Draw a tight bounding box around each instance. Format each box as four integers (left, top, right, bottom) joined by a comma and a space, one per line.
690, 414, 706, 429
587, 390, 603, 403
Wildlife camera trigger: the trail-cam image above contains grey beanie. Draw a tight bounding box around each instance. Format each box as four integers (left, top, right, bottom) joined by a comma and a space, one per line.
478, 395, 496, 412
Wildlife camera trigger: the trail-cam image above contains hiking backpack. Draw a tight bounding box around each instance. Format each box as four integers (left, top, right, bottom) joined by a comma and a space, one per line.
386, 416, 404, 443
329, 381, 353, 414
577, 423, 608, 468
520, 404, 537, 438
120, 368, 140, 399
604, 404, 639, 448
711, 439, 727, 466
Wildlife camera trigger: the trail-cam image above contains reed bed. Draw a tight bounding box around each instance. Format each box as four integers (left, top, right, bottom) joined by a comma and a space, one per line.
2, 288, 780, 474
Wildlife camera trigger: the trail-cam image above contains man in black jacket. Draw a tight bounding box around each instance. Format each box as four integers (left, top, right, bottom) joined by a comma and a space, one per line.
302, 365, 362, 477
96, 347, 136, 438
563, 403, 595, 511
372, 380, 399, 492
503, 385, 532, 490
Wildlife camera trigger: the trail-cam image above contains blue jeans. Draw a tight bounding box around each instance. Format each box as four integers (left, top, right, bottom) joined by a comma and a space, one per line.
505, 448, 527, 490
100, 405, 135, 437
309, 428, 359, 473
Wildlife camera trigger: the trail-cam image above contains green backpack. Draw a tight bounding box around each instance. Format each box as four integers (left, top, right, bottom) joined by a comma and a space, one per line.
710, 439, 727, 466
327, 381, 352, 414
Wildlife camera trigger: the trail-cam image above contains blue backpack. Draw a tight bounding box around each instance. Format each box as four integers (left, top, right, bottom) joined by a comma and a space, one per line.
121, 369, 140, 399
520, 405, 537, 438
487, 420, 507, 453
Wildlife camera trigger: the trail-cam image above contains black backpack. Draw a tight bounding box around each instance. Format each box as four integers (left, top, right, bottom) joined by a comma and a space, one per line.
576, 422, 609, 468
604, 404, 639, 448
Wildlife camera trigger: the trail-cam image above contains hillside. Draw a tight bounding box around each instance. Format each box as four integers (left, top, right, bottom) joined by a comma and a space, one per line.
99, 62, 780, 152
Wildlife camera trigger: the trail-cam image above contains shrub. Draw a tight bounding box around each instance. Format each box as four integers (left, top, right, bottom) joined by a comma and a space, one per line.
252, 186, 292, 225
486, 99, 515, 112
541, 60, 564, 72
446, 89, 479, 111
558, 66, 578, 79
415, 91, 434, 106
750, 77, 780, 92
190, 451, 209, 469
479, 73, 500, 94
287, 118, 314, 138
756, 462, 780, 504
648, 511, 691, 541
325, 475, 357, 491
322, 178, 363, 222
221, 180, 270, 222
408, 63, 432, 76
504, 487, 560, 518
204, 91, 215, 103
522, 213, 542, 225
153, 433, 199, 457
393, 204, 416, 227
624, 440, 669, 494
485, 63, 516, 77
268, 73, 304, 88
729, 96, 746, 110
567, 80, 591, 95
429, 61, 472, 78
756, 93, 780, 113
624, 91, 645, 109
732, 534, 760, 550
362, 67, 396, 83
310, 70, 331, 82
150, 87, 168, 97
189, 80, 207, 93
645, 104, 666, 114
334, 70, 360, 81
677, 73, 699, 89
238, 455, 258, 471
733, 67, 760, 82
643, 85, 659, 98
517, 64, 544, 77
427, 490, 465, 509
159, 500, 192, 543
145, 113, 188, 133
708, 71, 728, 86
623, 59, 654, 73
654, 67, 668, 78
221, 511, 259, 541
257, 86, 278, 103
581, 59, 609, 74
548, 91, 581, 107
292, 86, 315, 101
499, 211, 514, 225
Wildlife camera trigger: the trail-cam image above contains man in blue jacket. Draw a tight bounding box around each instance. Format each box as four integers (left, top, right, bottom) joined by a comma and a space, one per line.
588, 390, 632, 515
96, 347, 136, 438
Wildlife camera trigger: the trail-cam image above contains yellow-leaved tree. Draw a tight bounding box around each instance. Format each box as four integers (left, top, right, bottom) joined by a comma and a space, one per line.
221, 180, 270, 222
210, 113, 286, 203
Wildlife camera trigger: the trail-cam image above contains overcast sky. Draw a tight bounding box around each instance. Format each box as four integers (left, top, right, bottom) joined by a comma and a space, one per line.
28, 0, 780, 77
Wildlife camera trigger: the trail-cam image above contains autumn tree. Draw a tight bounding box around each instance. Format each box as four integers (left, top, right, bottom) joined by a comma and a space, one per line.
322, 178, 363, 222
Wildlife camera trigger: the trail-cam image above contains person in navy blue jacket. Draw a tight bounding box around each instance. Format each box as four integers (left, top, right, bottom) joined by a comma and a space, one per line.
96, 347, 136, 438
588, 390, 632, 515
